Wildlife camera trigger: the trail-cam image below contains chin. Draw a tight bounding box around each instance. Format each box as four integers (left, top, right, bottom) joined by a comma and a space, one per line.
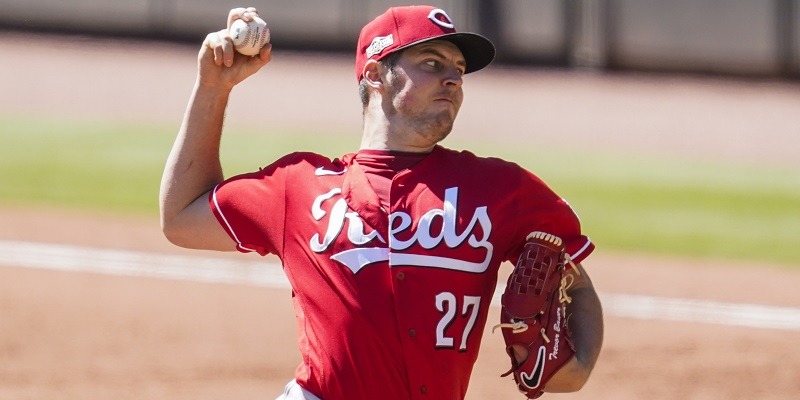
428, 124, 453, 144
409, 112, 456, 142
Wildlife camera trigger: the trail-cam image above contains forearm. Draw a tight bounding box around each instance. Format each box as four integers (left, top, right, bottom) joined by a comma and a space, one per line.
567, 285, 604, 373
545, 265, 604, 392
159, 81, 230, 230
158, 9, 271, 248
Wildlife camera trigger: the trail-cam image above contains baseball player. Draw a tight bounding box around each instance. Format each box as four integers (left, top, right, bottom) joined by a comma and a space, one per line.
160, 5, 603, 400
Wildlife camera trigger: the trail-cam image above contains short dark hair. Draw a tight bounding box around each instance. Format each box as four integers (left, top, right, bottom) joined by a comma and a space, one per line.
358, 51, 403, 108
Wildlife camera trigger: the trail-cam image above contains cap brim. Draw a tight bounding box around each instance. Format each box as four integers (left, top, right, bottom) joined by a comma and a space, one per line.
397, 32, 496, 74
440, 33, 496, 74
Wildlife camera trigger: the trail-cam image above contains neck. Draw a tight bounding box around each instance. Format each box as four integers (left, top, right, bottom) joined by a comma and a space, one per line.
361, 104, 437, 153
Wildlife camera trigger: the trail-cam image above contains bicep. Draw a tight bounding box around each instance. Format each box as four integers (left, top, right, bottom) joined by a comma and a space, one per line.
163, 190, 237, 251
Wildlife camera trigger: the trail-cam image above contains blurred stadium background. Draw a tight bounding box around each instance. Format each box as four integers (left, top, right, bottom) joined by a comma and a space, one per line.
1, 2, 799, 399
1, 0, 799, 78
1, 0, 798, 265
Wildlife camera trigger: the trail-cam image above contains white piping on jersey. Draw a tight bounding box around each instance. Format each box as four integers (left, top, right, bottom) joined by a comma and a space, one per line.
212, 184, 258, 253
570, 238, 592, 262
315, 167, 347, 176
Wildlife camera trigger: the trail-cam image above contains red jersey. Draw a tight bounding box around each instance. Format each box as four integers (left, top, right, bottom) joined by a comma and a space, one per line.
209, 146, 594, 400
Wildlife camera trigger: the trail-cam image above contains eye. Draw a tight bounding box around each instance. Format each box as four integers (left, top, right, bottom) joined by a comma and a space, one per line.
425, 59, 441, 69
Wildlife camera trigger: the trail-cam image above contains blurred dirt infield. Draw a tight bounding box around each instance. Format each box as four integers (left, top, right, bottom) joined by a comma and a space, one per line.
1, 33, 800, 399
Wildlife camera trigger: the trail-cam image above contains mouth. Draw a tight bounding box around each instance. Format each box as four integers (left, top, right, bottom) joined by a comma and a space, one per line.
434, 97, 455, 105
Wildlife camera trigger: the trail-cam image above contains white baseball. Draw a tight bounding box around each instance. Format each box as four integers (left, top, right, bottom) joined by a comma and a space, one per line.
230, 16, 270, 56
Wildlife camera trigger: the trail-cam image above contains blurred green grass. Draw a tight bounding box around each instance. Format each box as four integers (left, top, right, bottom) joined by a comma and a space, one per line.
2, 116, 798, 266
461, 140, 800, 266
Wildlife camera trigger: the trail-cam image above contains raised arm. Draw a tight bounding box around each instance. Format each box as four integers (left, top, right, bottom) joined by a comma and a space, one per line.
159, 7, 272, 250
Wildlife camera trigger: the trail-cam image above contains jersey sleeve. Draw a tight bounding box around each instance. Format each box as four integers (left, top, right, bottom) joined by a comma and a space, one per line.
208, 156, 291, 256
507, 167, 595, 265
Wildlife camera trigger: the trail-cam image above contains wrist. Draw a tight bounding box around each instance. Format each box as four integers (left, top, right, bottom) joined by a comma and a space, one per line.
194, 78, 233, 99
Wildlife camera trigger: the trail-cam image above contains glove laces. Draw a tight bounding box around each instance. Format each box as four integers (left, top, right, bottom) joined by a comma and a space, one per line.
558, 253, 580, 305
493, 260, 579, 340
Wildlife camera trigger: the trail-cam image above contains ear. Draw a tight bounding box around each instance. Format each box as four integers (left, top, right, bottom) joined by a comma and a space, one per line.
362, 59, 383, 88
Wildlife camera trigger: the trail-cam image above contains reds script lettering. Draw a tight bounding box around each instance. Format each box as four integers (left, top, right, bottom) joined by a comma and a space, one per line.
310, 187, 493, 274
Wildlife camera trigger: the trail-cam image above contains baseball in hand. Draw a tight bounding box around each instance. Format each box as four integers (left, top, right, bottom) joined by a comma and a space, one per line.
230, 16, 270, 56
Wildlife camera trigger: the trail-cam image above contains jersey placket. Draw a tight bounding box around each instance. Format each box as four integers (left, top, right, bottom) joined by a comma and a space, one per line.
388, 168, 436, 398
339, 160, 426, 396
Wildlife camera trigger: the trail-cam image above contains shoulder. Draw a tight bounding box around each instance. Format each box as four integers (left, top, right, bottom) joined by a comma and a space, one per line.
436, 147, 562, 200
252, 152, 349, 175
436, 146, 524, 172
435, 146, 538, 185
270, 151, 342, 168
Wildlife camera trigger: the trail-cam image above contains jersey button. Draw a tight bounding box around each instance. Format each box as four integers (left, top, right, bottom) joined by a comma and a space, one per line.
397, 272, 405, 280
408, 329, 416, 337
420, 385, 427, 394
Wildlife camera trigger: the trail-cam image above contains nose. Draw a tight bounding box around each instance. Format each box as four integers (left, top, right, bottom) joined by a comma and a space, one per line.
443, 66, 463, 87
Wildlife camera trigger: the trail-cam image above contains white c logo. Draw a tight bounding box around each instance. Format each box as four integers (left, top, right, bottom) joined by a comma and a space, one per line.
428, 8, 455, 29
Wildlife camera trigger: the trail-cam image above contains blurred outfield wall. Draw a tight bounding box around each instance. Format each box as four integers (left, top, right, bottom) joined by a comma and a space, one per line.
0, 0, 798, 78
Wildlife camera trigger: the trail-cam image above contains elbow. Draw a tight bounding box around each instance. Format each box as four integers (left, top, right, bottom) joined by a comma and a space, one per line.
544, 358, 593, 393
159, 200, 194, 249
562, 368, 591, 392
545, 334, 602, 394
160, 214, 189, 248
160, 218, 180, 246
159, 197, 178, 245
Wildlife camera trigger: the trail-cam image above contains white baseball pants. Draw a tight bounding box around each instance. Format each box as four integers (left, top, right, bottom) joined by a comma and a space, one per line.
276, 379, 322, 400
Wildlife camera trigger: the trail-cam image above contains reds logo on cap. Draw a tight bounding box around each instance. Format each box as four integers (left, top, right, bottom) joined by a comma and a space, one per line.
428, 8, 455, 29
355, 5, 496, 81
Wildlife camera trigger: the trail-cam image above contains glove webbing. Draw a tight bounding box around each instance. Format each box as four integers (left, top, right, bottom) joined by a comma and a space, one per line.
492, 270, 577, 338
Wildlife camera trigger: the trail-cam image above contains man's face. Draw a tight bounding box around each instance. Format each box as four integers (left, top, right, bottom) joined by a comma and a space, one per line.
382, 40, 466, 146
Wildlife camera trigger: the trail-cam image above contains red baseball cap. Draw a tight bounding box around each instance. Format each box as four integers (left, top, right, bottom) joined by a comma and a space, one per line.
355, 5, 496, 81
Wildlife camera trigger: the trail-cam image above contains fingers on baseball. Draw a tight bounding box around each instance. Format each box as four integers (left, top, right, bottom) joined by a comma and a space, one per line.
204, 31, 233, 67
245, 7, 259, 20
257, 43, 272, 62
222, 37, 236, 67
203, 32, 219, 64
227, 7, 259, 28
